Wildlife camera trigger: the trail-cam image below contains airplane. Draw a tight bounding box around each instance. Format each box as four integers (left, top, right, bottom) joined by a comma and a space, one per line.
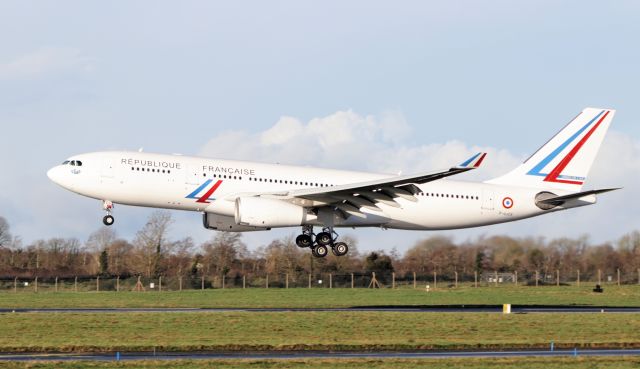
47, 107, 619, 258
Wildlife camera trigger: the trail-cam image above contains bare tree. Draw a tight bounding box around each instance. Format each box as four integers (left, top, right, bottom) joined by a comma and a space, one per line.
132, 211, 173, 278
202, 232, 245, 276
0, 216, 11, 248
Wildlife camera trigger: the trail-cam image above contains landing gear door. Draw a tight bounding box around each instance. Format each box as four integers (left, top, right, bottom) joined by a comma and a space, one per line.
481, 189, 495, 211
101, 158, 114, 178
185, 164, 200, 185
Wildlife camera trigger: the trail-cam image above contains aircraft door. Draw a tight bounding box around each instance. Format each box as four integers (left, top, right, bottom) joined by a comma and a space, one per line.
185, 164, 200, 185
101, 158, 114, 178
481, 189, 495, 211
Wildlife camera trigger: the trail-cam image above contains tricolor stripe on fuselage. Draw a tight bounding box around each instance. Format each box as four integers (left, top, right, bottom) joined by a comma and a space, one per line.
185, 179, 223, 203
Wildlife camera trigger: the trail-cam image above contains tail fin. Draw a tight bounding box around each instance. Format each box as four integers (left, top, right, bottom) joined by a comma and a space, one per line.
487, 107, 615, 192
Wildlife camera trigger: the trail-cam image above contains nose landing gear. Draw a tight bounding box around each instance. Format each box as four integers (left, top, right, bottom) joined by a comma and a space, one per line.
296, 226, 349, 258
102, 200, 115, 226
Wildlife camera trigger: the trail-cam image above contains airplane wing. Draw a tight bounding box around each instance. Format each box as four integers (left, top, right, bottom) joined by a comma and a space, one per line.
249, 152, 487, 217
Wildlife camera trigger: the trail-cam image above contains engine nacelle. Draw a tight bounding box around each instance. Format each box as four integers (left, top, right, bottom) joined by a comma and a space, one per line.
203, 212, 269, 232
235, 197, 315, 228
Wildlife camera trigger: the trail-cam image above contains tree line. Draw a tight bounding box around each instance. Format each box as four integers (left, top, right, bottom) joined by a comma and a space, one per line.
0, 212, 639, 282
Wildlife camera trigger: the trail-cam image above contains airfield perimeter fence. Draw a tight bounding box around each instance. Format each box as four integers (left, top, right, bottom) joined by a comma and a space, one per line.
1, 268, 640, 292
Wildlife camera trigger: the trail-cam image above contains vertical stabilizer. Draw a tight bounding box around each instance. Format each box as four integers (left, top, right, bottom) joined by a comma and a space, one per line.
487, 108, 615, 192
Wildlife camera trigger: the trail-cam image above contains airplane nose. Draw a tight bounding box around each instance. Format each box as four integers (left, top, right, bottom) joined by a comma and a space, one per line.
47, 166, 61, 185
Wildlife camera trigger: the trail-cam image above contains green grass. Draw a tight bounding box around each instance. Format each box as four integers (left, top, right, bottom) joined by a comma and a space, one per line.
0, 357, 640, 369
0, 312, 638, 352
1, 285, 639, 309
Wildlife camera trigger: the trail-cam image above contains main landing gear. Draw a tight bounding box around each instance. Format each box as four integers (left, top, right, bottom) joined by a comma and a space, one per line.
102, 200, 115, 226
295, 225, 349, 258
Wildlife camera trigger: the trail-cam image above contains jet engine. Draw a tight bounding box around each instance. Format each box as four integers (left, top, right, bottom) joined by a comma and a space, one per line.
234, 197, 316, 227
202, 212, 269, 232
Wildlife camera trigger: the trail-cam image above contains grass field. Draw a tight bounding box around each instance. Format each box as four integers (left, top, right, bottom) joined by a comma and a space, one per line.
0, 357, 640, 369
1, 285, 639, 308
0, 312, 638, 352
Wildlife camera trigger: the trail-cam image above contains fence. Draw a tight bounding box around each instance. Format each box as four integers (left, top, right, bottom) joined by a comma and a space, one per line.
1, 268, 639, 292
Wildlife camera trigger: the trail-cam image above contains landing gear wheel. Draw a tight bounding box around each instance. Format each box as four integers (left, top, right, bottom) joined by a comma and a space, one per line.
296, 234, 313, 248
332, 242, 348, 256
312, 245, 328, 258
103, 215, 115, 226
316, 232, 332, 246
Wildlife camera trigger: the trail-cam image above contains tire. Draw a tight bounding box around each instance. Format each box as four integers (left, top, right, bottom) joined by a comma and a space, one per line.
332, 242, 348, 256
313, 245, 328, 258
103, 215, 115, 226
296, 234, 312, 248
316, 232, 332, 246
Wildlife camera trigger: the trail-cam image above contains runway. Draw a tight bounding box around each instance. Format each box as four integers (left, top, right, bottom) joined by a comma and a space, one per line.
1, 349, 639, 362
1, 306, 639, 313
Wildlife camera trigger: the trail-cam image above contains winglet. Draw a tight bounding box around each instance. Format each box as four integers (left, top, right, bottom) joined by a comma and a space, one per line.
458, 152, 487, 169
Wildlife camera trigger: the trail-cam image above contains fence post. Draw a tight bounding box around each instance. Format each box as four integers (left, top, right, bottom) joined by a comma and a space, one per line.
392, 272, 395, 289
309, 274, 312, 289
14, 277, 17, 293
413, 272, 416, 289
75, 276, 78, 292
243, 275, 246, 289
433, 271, 437, 289
116, 276, 120, 292
556, 270, 560, 287
535, 271, 539, 287
266, 275, 269, 289
454, 271, 458, 288
201, 275, 204, 290
617, 269, 620, 286
329, 274, 333, 289
351, 273, 354, 289
494, 271, 498, 286
514, 271, 518, 286
96, 276, 100, 292
474, 271, 478, 288
55, 277, 58, 292
159, 276, 162, 292
598, 269, 602, 285
577, 270, 580, 287
222, 275, 225, 289
34, 276, 38, 293
286, 274, 289, 289
178, 276, 182, 291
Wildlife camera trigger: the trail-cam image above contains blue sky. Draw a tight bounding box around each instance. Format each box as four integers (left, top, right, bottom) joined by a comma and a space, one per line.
1, 1, 639, 253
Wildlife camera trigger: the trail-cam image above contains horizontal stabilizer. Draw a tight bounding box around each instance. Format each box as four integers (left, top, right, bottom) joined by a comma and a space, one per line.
537, 188, 620, 206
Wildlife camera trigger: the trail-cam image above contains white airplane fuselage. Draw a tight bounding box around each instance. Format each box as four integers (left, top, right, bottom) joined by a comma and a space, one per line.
47, 151, 576, 231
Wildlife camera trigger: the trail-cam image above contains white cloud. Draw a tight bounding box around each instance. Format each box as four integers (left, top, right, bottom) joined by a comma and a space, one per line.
201, 109, 520, 178
0, 47, 95, 81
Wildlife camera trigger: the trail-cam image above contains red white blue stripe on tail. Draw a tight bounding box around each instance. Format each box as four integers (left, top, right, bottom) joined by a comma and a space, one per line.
526, 109, 611, 185
486, 107, 615, 191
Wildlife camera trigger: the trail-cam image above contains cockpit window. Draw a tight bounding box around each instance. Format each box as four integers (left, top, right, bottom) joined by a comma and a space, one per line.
63, 160, 83, 166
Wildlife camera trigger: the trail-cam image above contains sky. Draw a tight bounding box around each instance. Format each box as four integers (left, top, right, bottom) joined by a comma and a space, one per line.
1, 1, 639, 254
